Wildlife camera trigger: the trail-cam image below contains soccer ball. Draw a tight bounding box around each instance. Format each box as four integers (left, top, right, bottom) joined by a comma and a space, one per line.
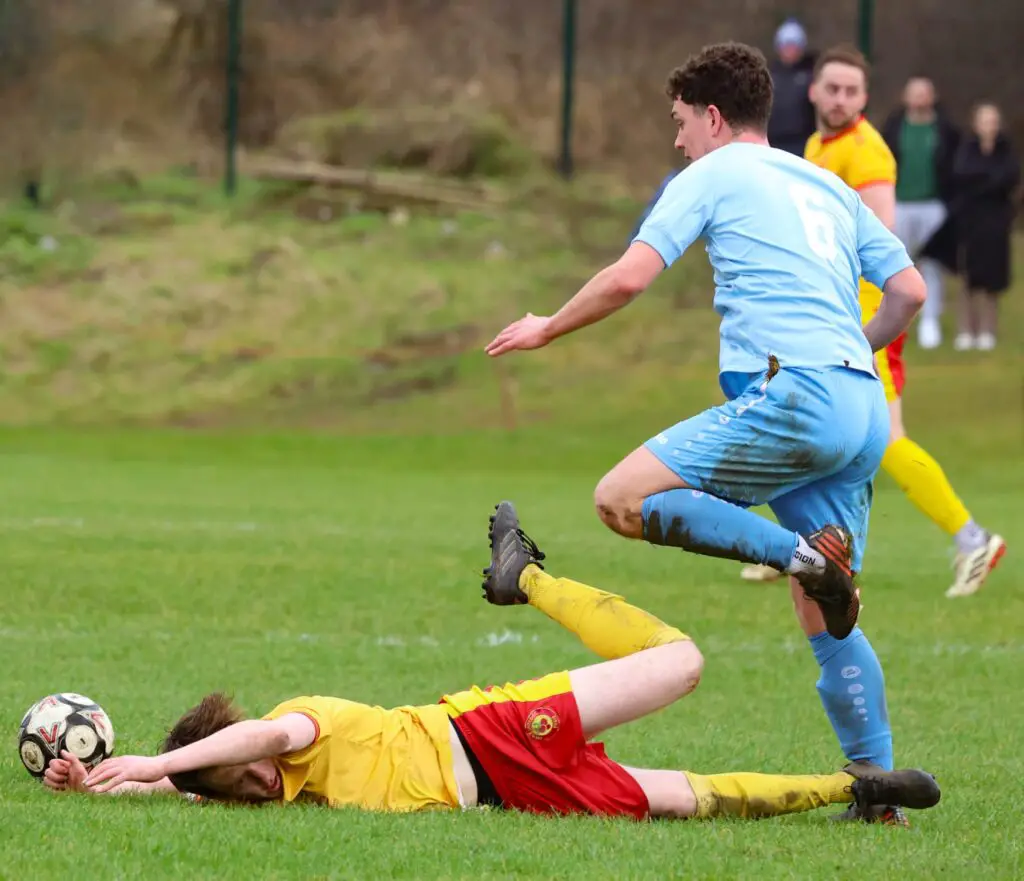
18, 693, 115, 779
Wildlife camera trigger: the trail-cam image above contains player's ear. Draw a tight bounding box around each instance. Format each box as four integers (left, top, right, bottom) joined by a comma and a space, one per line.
707, 104, 724, 135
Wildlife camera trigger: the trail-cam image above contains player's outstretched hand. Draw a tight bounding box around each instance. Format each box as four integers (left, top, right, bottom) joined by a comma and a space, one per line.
85, 755, 165, 793
485, 313, 552, 356
44, 751, 91, 794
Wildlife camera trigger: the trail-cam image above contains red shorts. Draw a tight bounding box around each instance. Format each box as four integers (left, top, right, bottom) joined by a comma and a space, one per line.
440, 671, 649, 820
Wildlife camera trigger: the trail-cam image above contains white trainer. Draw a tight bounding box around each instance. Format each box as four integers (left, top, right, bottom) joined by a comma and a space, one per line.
946, 534, 1007, 598
740, 564, 784, 582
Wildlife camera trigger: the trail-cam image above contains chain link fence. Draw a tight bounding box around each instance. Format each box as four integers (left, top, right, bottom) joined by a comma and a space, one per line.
1, 0, 1021, 194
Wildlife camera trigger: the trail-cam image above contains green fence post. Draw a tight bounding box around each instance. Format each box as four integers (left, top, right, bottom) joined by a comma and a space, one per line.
224, 0, 243, 196
857, 0, 875, 61
558, 0, 577, 179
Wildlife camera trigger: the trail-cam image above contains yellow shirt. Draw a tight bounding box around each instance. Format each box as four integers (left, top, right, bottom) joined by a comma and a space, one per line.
263, 696, 460, 812
804, 116, 897, 317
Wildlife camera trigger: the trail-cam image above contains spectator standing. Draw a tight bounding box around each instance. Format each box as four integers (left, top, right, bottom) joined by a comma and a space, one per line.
767, 19, 817, 156
951, 104, 1020, 351
882, 78, 960, 349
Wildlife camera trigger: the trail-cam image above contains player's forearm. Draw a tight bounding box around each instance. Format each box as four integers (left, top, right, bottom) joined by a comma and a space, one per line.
864, 267, 927, 351
157, 720, 288, 777
544, 264, 642, 342
69, 775, 178, 797
863, 305, 916, 351
108, 777, 179, 796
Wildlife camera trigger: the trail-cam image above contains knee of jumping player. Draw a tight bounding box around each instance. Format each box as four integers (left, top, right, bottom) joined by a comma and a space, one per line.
593, 475, 645, 539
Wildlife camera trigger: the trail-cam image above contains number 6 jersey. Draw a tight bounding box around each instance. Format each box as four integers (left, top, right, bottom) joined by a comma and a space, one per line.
632, 140, 910, 388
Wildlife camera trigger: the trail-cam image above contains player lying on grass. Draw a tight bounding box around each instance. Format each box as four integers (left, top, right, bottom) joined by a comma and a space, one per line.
47, 502, 940, 823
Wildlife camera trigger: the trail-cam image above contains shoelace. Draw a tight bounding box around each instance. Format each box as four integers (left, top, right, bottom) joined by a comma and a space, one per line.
516, 529, 546, 563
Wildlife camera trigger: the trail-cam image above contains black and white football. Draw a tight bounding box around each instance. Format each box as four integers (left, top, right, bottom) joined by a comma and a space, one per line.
18, 693, 115, 778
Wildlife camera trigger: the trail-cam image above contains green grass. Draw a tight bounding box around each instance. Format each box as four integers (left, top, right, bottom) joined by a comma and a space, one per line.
1, 169, 1022, 877
0, 377, 1021, 878
0, 169, 703, 427
2, 169, 1021, 432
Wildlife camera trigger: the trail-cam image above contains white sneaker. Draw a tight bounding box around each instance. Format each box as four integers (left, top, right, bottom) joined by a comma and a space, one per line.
740, 564, 784, 582
976, 333, 996, 351
953, 333, 975, 351
946, 534, 1007, 598
918, 318, 942, 349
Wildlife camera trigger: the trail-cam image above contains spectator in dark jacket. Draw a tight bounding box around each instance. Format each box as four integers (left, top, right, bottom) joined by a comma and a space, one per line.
950, 103, 1020, 352
881, 78, 960, 349
767, 19, 817, 156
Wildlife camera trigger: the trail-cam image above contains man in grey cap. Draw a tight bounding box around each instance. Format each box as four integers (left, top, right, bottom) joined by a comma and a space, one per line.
767, 18, 817, 156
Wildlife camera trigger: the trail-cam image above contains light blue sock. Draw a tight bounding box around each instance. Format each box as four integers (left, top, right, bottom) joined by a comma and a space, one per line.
810, 627, 893, 770
641, 488, 797, 569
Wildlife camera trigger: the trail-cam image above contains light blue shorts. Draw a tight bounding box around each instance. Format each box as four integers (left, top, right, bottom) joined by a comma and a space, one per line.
645, 366, 889, 572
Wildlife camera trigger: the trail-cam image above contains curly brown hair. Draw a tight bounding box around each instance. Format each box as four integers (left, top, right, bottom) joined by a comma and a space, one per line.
161, 692, 245, 797
665, 42, 773, 132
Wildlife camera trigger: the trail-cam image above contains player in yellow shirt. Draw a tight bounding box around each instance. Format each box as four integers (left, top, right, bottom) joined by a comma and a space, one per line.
45, 502, 940, 824
741, 44, 1005, 598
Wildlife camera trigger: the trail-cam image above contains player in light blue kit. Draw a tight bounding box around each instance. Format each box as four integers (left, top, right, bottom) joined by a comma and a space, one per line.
486, 43, 928, 824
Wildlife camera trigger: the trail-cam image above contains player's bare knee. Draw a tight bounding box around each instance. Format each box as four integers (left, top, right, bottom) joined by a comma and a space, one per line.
593, 477, 644, 538
667, 639, 704, 697
594, 497, 622, 533
592, 474, 619, 523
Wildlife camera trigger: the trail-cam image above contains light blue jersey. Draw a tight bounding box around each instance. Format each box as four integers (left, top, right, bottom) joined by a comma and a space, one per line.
633, 143, 912, 379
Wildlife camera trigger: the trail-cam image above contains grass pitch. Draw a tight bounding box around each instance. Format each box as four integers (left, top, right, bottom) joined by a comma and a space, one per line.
0, 391, 1020, 878
0, 174, 1021, 878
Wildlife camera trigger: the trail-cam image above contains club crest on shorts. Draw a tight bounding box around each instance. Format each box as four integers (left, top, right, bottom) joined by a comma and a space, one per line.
525, 707, 560, 740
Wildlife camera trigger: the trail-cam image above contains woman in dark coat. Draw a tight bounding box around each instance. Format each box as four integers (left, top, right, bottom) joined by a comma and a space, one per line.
951, 104, 1020, 351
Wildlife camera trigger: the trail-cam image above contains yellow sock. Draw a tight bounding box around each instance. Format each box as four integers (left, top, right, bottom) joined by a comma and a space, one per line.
520, 565, 689, 660
684, 770, 854, 819
882, 436, 971, 536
